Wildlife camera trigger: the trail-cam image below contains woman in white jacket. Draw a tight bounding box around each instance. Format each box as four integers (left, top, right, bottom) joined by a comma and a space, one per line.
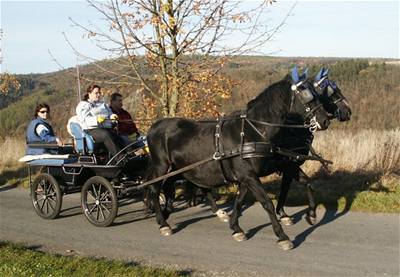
76, 84, 123, 157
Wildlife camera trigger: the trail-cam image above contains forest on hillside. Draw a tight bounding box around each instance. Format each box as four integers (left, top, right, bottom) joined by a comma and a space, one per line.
0, 57, 399, 141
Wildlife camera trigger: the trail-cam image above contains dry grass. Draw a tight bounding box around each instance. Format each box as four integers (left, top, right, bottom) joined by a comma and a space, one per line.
1, 129, 399, 176
302, 128, 400, 175
0, 138, 25, 173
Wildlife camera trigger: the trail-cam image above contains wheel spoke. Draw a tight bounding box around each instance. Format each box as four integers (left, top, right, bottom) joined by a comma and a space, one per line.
36, 196, 46, 202
45, 181, 51, 195
96, 206, 100, 221
47, 198, 55, 211
87, 190, 96, 202
100, 203, 111, 215
87, 204, 97, 215
36, 192, 45, 198
36, 183, 45, 196
45, 199, 49, 214
98, 205, 106, 221
47, 196, 57, 207
41, 180, 47, 195
39, 198, 46, 211
99, 191, 110, 202
91, 184, 99, 199
97, 183, 103, 199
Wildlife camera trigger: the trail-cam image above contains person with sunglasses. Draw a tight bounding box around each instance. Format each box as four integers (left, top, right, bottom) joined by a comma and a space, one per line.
76, 84, 123, 157
26, 103, 63, 155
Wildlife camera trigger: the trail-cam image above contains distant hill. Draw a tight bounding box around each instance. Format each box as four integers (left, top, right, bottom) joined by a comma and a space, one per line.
1, 56, 399, 141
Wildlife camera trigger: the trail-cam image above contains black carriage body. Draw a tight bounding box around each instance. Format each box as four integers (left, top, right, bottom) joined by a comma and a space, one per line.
26, 140, 150, 227
27, 139, 150, 193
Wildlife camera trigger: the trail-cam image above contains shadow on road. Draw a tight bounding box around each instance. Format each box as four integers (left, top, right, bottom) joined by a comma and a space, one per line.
0, 182, 19, 192
173, 170, 393, 244
262, 170, 392, 246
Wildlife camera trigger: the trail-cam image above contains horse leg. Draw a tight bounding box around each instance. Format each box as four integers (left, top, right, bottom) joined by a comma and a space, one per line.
162, 180, 176, 220
276, 172, 294, 226
299, 168, 317, 225
201, 187, 229, 222
142, 187, 154, 215
147, 165, 173, 236
229, 185, 248, 241
239, 175, 293, 250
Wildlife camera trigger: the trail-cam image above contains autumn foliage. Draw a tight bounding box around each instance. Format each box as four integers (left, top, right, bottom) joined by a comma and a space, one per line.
0, 73, 21, 94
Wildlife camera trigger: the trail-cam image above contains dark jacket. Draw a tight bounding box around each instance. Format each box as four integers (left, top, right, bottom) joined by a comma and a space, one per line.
111, 108, 138, 136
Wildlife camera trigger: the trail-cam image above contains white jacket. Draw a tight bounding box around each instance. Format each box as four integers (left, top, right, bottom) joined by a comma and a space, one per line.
76, 100, 113, 130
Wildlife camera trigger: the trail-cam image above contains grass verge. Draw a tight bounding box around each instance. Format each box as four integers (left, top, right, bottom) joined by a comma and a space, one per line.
0, 241, 184, 277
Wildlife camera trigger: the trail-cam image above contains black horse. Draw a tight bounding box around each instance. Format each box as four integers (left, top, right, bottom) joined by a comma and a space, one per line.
144, 71, 330, 250
272, 68, 352, 225
178, 68, 352, 226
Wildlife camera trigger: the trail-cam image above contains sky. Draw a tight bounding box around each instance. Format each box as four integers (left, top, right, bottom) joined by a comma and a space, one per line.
1, 0, 399, 74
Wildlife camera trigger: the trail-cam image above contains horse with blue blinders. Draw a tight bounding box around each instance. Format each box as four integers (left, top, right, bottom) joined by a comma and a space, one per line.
233, 67, 352, 227
149, 67, 352, 227
143, 68, 330, 250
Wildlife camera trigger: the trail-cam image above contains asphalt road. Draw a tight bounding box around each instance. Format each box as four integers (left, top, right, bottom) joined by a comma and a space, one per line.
0, 186, 399, 276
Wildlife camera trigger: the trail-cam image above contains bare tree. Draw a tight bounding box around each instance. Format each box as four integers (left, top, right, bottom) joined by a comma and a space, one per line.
68, 0, 290, 119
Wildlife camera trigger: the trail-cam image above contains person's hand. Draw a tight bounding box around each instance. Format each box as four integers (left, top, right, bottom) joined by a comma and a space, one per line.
97, 116, 106, 124
110, 114, 119, 121
56, 137, 64, 146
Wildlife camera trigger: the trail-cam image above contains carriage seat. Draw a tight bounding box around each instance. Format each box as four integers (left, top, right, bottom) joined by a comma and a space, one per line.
67, 116, 96, 155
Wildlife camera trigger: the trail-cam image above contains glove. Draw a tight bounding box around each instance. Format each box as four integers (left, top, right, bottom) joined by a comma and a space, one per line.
110, 114, 119, 121
97, 116, 106, 124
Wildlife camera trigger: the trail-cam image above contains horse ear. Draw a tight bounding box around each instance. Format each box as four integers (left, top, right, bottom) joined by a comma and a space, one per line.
300, 68, 309, 80
291, 66, 299, 83
314, 67, 329, 82
322, 68, 330, 78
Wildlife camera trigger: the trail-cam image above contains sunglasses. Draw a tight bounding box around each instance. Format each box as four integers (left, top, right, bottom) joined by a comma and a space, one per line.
39, 110, 49, 114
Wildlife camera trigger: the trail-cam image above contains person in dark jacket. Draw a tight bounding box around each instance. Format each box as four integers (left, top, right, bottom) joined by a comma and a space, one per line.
26, 103, 63, 155
109, 92, 140, 146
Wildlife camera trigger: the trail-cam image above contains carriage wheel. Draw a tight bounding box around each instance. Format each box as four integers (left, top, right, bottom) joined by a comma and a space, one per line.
81, 176, 118, 227
31, 173, 62, 219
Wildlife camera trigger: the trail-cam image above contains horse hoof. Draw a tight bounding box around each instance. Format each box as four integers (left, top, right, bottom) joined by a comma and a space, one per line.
232, 232, 247, 242
280, 216, 293, 226
160, 226, 173, 236
278, 240, 294, 251
306, 214, 317, 225
215, 209, 229, 222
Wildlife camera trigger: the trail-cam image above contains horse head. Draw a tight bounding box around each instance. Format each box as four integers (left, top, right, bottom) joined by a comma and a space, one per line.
289, 66, 330, 131
313, 67, 352, 122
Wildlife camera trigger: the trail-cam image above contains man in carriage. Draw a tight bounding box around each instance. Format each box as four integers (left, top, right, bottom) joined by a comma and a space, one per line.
109, 92, 140, 146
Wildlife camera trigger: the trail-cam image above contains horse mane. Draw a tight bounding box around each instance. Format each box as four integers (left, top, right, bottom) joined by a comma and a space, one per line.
245, 75, 292, 119
222, 75, 292, 122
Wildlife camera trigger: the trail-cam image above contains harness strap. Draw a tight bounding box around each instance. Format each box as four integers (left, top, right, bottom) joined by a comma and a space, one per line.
274, 146, 332, 164
247, 118, 309, 129
125, 141, 275, 192
214, 117, 230, 183
214, 118, 223, 160
125, 156, 217, 192
240, 110, 246, 157
309, 145, 332, 170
